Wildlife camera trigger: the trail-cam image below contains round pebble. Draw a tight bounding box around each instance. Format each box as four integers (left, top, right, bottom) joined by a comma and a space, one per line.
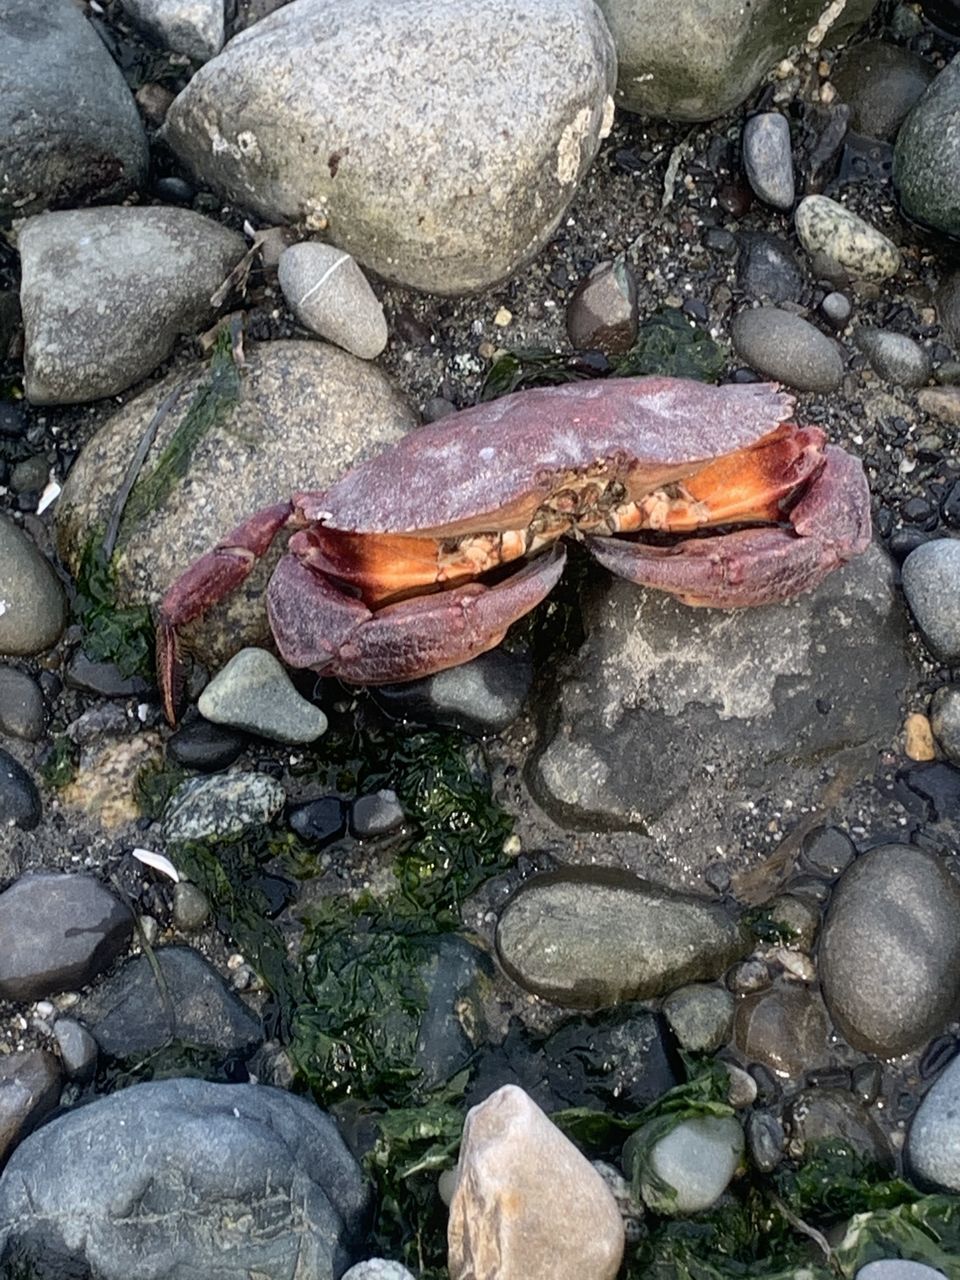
854, 327, 931, 386
166, 715, 247, 772
627, 1114, 744, 1214
795, 195, 900, 281
820, 291, 852, 329
162, 772, 287, 841
350, 789, 405, 838
931, 685, 960, 763
173, 882, 211, 931
198, 648, 327, 744
662, 983, 734, 1053
909, 1052, 960, 1191
0, 745, 41, 830
731, 307, 843, 391
856, 1265, 947, 1280
800, 825, 856, 878
742, 112, 795, 210
278, 242, 388, 359
0, 515, 66, 657
289, 796, 347, 846
902, 540, 960, 662
0, 666, 44, 741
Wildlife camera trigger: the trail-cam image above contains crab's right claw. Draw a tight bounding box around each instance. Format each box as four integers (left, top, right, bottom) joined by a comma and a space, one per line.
157, 621, 185, 726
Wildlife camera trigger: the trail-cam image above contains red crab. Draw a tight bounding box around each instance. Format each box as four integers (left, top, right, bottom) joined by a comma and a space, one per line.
156, 376, 871, 723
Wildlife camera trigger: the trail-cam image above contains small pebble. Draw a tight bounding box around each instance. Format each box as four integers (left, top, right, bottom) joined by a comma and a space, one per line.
173, 882, 211, 931
735, 232, 803, 304
0, 666, 45, 741
919, 387, 960, 427
854, 327, 931, 386
904, 711, 936, 761
731, 307, 843, 391
742, 112, 795, 210
902, 540, 960, 662
0, 515, 66, 657
662, 984, 734, 1053
278, 242, 388, 359
65, 653, 151, 698
800, 825, 856, 878
856, 1264, 947, 1280
565, 259, 638, 355
342, 1264, 417, 1280
289, 795, 347, 846
52, 1017, 98, 1082
0, 745, 41, 830
10, 456, 48, 494
795, 195, 900, 281
820, 291, 852, 329
198, 648, 327, 744
166, 714, 246, 771
350, 789, 405, 838
746, 1111, 785, 1173
931, 685, 960, 764
153, 175, 194, 205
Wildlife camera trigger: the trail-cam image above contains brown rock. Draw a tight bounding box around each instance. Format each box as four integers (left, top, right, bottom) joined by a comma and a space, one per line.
565, 259, 638, 354
918, 386, 960, 427
734, 984, 830, 1079
448, 1085, 624, 1280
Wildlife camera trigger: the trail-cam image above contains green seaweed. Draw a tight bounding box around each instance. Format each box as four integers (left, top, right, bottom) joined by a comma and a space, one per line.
73, 534, 155, 678
39, 734, 78, 789
134, 759, 187, 820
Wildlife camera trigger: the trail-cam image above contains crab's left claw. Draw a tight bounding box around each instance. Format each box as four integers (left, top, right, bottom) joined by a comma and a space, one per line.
586, 445, 871, 607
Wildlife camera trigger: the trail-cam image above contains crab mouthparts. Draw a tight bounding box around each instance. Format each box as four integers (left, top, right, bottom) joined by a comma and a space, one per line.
295, 423, 826, 608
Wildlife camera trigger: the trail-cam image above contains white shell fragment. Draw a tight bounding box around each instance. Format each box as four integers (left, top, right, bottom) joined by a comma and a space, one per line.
131, 848, 181, 882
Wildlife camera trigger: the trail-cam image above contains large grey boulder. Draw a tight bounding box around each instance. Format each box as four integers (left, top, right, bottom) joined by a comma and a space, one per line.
0, 0, 148, 218
55, 340, 416, 667
163, 0, 616, 294
595, 0, 876, 120
20, 207, 246, 404
895, 54, 960, 239
0, 1078, 373, 1280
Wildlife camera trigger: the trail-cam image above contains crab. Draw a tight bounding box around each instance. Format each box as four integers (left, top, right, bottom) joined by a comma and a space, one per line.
156, 376, 871, 723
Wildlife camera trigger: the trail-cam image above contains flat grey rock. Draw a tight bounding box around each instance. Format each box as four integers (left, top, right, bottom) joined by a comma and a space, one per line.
163, 0, 616, 293
0, 515, 65, 657
0, 1078, 373, 1280
278, 243, 388, 359
20, 206, 245, 404
120, 0, 225, 62
0, 0, 147, 217
199, 647, 328, 743
731, 306, 843, 391
742, 112, 794, 210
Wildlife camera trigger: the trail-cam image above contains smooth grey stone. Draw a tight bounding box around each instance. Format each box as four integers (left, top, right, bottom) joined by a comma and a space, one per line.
164, 0, 616, 294
343, 1264, 416, 1280
20, 206, 245, 404
65, 653, 151, 698
278, 243, 388, 359
0, 0, 147, 218
662, 983, 734, 1053
763, 893, 821, 950
0, 515, 65, 657
0, 1050, 61, 1164
565, 258, 638, 354
895, 53, 960, 238
626, 1113, 743, 1213
594, 0, 875, 119
800, 825, 856, 877
199, 647, 327, 743
902, 540, 960, 662
120, 0, 225, 61
350, 789, 405, 838
742, 112, 794, 209
735, 232, 804, 304
731, 307, 843, 391
833, 41, 937, 141
0, 746, 41, 832
909, 1053, 960, 1190
746, 1111, 784, 1173
372, 649, 533, 735
162, 771, 286, 841
795, 195, 900, 281
172, 881, 210, 931
166, 715, 246, 771
821, 290, 853, 328
854, 327, 932, 386
55, 342, 416, 669
937, 269, 960, 348
734, 986, 830, 1079
52, 1017, 98, 1082
857, 1263, 948, 1280
0, 666, 44, 741
0, 872, 133, 1001
820, 844, 960, 1056
931, 685, 960, 764
496, 869, 747, 1008
77, 946, 262, 1058
0, 1078, 373, 1280
788, 1088, 891, 1166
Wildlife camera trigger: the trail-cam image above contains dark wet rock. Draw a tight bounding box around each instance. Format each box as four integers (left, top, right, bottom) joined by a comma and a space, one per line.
77, 946, 262, 1058
937, 270, 960, 348
625, 1113, 744, 1214
819, 844, 960, 1056
931, 685, 960, 764
731, 306, 843, 391
279, 242, 388, 359
888, 526, 940, 564
0, 1051, 61, 1165
734, 985, 830, 1079
764, 893, 820, 951
747, 1111, 785, 1173
289, 795, 347, 846
795, 195, 900, 281
542, 1008, 680, 1112
198, 647, 328, 743
372, 649, 533, 735
704, 227, 737, 256
414, 934, 496, 1090
742, 113, 794, 210
64, 652, 152, 698
530, 546, 910, 869
909, 1052, 960, 1190
163, 771, 286, 840
52, 1017, 98, 1082
566, 259, 638, 355
735, 233, 804, 304
852, 1060, 883, 1105
10, 456, 48, 495
662, 983, 734, 1053
0, 667, 44, 741
20, 207, 245, 404
800, 825, 856, 878
166, 713, 247, 771
65, 703, 129, 747
0, 516, 66, 657
164, 0, 616, 295
595, 0, 875, 120
900, 762, 960, 823
173, 881, 210, 931
728, 959, 771, 995
120, 0, 225, 61
0, 748, 41, 833
0, 0, 148, 218
902, 539, 960, 662
854, 327, 932, 386
788, 1089, 892, 1166
56, 342, 416, 669
895, 54, 960, 239
0, 292, 19, 358
832, 41, 937, 141
0, 1078, 372, 1279
154, 174, 194, 204
0, 873, 133, 1001
350, 789, 405, 838
496, 869, 747, 1009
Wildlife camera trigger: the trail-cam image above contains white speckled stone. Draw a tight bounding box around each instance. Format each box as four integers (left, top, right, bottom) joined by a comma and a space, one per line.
795, 195, 900, 281
162, 772, 286, 840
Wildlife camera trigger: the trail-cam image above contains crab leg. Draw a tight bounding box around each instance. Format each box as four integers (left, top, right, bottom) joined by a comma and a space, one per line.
586, 446, 871, 607
266, 544, 567, 684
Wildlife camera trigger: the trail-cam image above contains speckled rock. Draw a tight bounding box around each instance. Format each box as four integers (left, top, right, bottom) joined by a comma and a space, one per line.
819, 844, 960, 1056
163, 0, 617, 294
163, 771, 286, 840
931, 685, 960, 764
742, 112, 794, 210
55, 341, 416, 667
895, 53, 960, 238
0, 516, 65, 657
832, 41, 937, 141
795, 195, 900, 281
120, 0, 225, 62
278, 243, 388, 359
662, 984, 734, 1053
854, 327, 931, 387
0, 0, 148, 218
909, 1053, 960, 1191
198, 647, 328, 743
902, 539, 960, 662
731, 306, 843, 391
20, 207, 245, 404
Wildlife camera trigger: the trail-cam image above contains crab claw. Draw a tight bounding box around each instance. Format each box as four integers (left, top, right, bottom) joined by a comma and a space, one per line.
267, 543, 567, 683
585, 445, 871, 607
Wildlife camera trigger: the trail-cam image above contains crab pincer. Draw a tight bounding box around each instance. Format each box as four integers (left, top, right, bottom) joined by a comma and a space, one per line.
156, 376, 871, 723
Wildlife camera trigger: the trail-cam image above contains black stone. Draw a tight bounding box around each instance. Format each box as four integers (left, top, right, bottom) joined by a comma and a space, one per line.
372, 649, 533, 736
800, 825, 856, 877
898, 761, 960, 821
166, 713, 246, 771
900, 495, 939, 528
0, 400, 26, 439
289, 795, 347, 846
350, 789, 404, 838
736, 232, 804, 304
942, 478, 960, 528
0, 746, 41, 830
65, 652, 151, 698
153, 175, 194, 204
920, 1034, 959, 1080
887, 526, 940, 563
703, 227, 738, 256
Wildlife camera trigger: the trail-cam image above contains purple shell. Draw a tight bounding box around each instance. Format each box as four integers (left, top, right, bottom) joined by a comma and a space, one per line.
311, 377, 796, 534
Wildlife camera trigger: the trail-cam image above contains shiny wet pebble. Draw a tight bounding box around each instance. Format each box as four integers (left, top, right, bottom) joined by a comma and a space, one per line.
800, 824, 856, 877
742, 112, 794, 210
626, 1114, 744, 1214
289, 795, 347, 846
166, 713, 246, 771
854, 327, 931, 386
0, 666, 44, 741
746, 1111, 784, 1173
731, 306, 843, 391
902, 540, 960, 662
0, 746, 41, 831
372, 649, 533, 735
795, 195, 900, 281
735, 232, 803, 303
909, 1052, 960, 1191
350, 789, 405, 838
198, 648, 328, 744
662, 983, 734, 1053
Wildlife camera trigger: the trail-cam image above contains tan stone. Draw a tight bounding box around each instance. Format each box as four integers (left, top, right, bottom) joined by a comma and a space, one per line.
904, 712, 936, 762
61, 734, 163, 828
918, 386, 960, 427
448, 1085, 624, 1280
